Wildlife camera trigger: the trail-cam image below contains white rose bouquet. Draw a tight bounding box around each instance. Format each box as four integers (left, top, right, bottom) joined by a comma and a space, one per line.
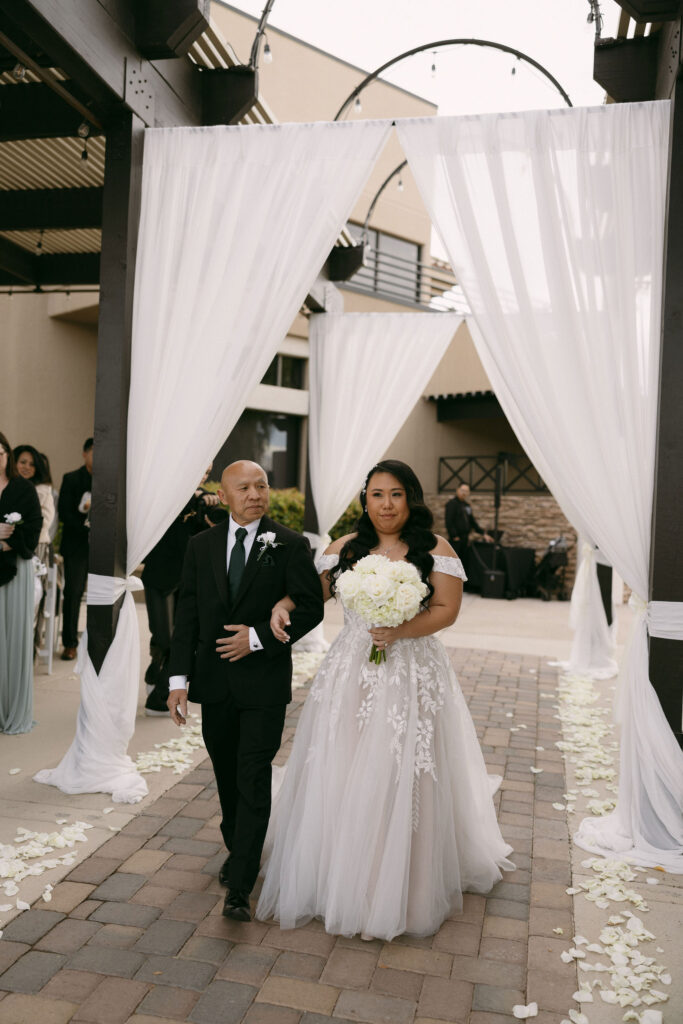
336, 554, 429, 664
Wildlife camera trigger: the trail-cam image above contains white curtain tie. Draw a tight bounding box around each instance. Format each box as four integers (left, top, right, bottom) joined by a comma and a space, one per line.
87, 573, 144, 605
647, 600, 683, 640
628, 593, 683, 640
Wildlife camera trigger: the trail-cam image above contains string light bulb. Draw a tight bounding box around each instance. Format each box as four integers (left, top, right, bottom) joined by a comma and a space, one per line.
397, 178, 404, 193
11, 63, 26, 80
35, 229, 44, 256
263, 40, 272, 63
354, 95, 362, 113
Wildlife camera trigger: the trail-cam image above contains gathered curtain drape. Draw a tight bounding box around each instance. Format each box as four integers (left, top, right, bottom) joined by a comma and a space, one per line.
307, 312, 463, 549
35, 120, 392, 802
398, 102, 683, 870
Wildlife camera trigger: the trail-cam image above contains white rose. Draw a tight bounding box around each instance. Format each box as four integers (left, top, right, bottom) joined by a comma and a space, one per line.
258, 531, 276, 546
360, 573, 393, 605
3, 512, 21, 524
337, 570, 361, 601
395, 582, 422, 617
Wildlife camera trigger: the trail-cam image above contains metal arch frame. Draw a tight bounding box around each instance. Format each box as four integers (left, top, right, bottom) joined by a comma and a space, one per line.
334, 37, 573, 120
248, 0, 277, 70
345, 37, 573, 242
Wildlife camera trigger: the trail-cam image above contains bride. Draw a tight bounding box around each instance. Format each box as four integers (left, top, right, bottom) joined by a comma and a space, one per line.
256, 460, 513, 940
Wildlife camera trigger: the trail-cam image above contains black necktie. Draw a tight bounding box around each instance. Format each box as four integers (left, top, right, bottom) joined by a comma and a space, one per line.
228, 527, 247, 602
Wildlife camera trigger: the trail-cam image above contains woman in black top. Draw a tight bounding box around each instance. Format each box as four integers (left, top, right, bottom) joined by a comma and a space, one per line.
0, 431, 42, 733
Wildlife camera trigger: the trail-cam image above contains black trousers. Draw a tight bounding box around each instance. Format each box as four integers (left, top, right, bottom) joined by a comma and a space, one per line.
61, 548, 88, 647
144, 585, 178, 691
201, 693, 286, 893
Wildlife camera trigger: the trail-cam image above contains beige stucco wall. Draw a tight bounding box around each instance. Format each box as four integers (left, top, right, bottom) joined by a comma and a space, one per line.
1, 293, 97, 485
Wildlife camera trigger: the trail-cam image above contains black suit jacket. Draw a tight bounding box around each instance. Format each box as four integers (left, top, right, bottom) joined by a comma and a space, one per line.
445, 496, 485, 543
168, 515, 324, 707
58, 465, 92, 558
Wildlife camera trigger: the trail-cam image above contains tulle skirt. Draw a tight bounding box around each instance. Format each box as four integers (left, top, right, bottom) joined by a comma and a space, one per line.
256, 617, 514, 940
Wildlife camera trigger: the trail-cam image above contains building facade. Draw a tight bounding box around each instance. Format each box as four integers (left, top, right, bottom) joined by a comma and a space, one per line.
0, 1, 576, 574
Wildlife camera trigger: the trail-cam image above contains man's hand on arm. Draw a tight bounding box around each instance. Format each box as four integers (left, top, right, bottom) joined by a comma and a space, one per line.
216, 624, 262, 662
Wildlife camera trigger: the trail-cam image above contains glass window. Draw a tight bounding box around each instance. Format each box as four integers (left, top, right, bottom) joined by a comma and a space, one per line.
260, 354, 306, 389
261, 356, 278, 386
345, 222, 420, 303
214, 410, 301, 489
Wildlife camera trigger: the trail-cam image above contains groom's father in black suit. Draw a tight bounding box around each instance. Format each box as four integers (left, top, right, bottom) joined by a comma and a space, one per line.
167, 461, 323, 921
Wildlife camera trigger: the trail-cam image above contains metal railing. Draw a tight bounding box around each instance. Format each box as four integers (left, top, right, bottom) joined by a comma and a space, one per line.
439, 454, 549, 494
344, 247, 469, 312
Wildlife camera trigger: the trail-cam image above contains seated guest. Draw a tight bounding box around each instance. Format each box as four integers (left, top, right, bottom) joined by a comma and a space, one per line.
142, 466, 219, 715
58, 437, 93, 660
0, 431, 42, 733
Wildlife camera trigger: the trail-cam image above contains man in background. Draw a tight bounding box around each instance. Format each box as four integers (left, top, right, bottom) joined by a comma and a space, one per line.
58, 437, 93, 660
445, 481, 493, 564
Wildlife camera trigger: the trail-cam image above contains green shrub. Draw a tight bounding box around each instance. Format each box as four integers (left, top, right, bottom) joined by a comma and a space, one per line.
200, 480, 360, 538
329, 498, 362, 540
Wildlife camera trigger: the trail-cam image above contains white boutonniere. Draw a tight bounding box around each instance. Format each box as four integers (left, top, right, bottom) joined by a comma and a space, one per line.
256, 531, 281, 561
3, 512, 22, 525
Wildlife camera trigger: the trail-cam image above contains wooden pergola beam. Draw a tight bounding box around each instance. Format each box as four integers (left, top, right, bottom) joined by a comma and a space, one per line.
0, 83, 104, 142
0, 233, 34, 282
0, 188, 103, 231
0, 0, 205, 127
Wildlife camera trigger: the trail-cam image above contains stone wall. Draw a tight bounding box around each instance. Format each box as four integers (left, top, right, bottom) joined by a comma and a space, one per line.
426, 491, 578, 589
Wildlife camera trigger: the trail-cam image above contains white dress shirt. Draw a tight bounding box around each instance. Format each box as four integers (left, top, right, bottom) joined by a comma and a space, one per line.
169, 515, 264, 692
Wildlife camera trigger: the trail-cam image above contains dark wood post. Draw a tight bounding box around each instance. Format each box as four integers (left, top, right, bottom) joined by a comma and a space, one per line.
87, 110, 144, 673
648, 77, 683, 748
596, 563, 613, 627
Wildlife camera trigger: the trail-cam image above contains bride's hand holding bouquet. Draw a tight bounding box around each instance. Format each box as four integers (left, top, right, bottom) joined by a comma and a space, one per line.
335, 554, 428, 664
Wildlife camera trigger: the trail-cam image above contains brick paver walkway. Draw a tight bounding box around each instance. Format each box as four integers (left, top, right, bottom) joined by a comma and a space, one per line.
0, 649, 578, 1024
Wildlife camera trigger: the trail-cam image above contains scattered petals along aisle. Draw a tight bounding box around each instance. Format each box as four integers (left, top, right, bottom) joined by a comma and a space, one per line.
540, 667, 675, 1024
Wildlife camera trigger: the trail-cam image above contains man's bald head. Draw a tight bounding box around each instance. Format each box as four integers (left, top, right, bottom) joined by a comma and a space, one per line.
218, 460, 269, 526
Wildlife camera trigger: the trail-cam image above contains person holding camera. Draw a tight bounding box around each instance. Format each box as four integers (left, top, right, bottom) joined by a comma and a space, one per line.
142, 466, 220, 715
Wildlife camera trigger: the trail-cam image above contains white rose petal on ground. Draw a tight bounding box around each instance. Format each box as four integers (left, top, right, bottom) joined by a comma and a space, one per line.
8, 769, 21, 776
530, 767, 543, 774
15, 900, 30, 911
573, 991, 594, 1003
553, 927, 564, 935
567, 1010, 589, 1024
512, 1003, 538, 1019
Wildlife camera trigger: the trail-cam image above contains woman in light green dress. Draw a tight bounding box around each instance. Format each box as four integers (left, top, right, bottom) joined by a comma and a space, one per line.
0, 432, 42, 734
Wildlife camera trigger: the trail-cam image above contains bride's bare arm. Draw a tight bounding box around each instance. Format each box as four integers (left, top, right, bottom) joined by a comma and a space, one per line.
271, 597, 296, 642
269, 534, 356, 640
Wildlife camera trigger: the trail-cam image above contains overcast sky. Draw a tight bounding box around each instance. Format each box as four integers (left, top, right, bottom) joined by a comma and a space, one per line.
219, 1, 624, 115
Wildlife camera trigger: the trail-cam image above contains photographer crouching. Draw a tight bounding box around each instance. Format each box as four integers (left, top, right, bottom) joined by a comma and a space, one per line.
142, 466, 224, 715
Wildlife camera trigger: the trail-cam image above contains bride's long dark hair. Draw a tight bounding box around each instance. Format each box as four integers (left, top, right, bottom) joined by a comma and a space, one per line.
329, 459, 437, 601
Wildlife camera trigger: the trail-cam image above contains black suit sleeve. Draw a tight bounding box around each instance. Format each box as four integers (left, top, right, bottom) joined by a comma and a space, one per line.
469, 510, 486, 535
445, 499, 459, 539
168, 539, 200, 677
253, 537, 323, 657
6, 481, 42, 558
58, 472, 86, 531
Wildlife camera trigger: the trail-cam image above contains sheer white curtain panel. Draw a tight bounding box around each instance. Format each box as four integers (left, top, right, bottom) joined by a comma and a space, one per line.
35, 119, 391, 802
398, 102, 683, 870
308, 311, 463, 546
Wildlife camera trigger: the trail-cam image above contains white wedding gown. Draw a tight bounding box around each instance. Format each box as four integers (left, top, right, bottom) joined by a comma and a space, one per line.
256, 554, 514, 940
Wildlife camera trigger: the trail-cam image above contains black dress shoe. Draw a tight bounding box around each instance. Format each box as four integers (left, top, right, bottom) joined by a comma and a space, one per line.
218, 856, 231, 886
222, 888, 251, 921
